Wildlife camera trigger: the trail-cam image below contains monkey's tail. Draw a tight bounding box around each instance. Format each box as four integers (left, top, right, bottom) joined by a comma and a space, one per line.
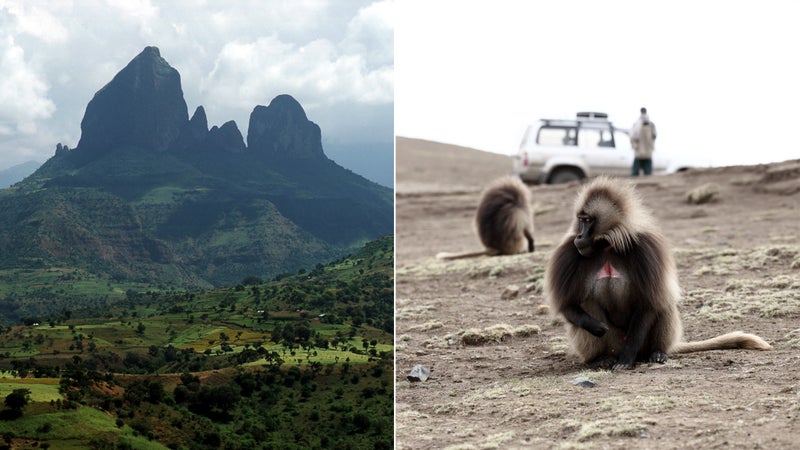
435, 250, 489, 260
671, 331, 772, 354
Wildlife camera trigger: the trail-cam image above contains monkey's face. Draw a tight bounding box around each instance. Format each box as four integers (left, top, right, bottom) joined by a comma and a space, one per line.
573, 213, 608, 257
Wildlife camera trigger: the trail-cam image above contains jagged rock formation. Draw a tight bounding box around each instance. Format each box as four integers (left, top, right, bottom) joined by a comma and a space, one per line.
76, 46, 189, 159
205, 121, 246, 154
173, 106, 209, 152
74, 47, 327, 163
247, 94, 325, 160
0, 46, 392, 287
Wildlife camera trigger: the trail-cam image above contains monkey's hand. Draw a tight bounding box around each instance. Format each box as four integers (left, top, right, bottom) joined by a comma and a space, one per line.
562, 306, 608, 337
585, 321, 608, 338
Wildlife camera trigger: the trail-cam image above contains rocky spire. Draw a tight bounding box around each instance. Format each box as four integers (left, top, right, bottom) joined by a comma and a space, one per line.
172, 106, 209, 152
246, 94, 326, 160
205, 121, 246, 154
75, 46, 189, 157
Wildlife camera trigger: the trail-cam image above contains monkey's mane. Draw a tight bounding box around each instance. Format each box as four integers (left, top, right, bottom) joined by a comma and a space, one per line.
572, 177, 657, 255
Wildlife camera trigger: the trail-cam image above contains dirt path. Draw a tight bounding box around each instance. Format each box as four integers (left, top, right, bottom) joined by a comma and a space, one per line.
395, 138, 800, 449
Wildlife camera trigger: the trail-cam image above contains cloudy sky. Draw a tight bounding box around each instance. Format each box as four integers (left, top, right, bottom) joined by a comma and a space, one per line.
0, 0, 393, 186
396, 1, 800, 168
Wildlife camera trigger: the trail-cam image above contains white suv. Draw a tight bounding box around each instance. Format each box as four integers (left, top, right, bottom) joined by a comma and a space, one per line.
513, 112, 683, 184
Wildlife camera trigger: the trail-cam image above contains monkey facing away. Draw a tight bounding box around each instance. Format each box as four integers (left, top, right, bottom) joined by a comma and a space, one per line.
546, 177, 771, 370
436, 176, 535, 260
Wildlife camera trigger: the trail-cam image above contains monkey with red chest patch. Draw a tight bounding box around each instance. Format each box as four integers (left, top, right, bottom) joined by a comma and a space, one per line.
546, 177, 771, 370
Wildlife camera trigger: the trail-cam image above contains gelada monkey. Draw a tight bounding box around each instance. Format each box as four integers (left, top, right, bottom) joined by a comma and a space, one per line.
437, 176, 534, 260
546, 177, 771, 370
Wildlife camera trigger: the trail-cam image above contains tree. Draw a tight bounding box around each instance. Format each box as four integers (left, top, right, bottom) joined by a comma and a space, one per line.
4, 389, 31, 413
193, 384, 241, 421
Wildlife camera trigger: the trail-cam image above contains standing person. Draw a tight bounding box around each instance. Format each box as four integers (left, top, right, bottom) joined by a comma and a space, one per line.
630, 107, 657, 176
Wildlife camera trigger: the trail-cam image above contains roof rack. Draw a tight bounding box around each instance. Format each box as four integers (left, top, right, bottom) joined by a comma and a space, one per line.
576, 111, 608, 120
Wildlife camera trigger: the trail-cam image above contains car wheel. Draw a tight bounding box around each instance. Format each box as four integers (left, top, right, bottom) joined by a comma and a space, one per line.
548, 167, 583, 184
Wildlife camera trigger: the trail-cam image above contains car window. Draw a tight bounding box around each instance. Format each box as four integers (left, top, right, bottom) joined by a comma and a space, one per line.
614, 130, 631, 151
578, 126, 615, 148
578, 128, 601, 148
537, 126, 576, 146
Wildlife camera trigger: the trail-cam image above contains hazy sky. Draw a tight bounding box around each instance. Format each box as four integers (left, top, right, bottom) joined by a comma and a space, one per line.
0, 0, 393, 182
396, 1, 800, 168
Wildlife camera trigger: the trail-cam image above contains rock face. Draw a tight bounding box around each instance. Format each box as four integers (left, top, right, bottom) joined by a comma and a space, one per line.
76, 46, 189, 157
173, 106, 209, 151
247, 95, 325, 160
205, 121, 246, 154
74, 47, 326, 163
173, 106, 244, 154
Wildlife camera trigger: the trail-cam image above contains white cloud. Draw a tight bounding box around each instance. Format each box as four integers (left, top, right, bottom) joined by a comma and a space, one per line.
202, 26, 393, 116
198, 1, 329, 38
103, 0, 159, 35
0, 36, 55, 135
4, 1, 69, 43
0, 0, 393, 174
342, 0, 394, 69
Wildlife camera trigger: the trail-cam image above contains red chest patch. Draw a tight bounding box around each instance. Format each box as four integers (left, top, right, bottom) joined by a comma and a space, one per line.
595, 261, 622, 280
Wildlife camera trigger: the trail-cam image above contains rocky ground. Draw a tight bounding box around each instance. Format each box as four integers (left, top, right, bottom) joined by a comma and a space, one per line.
394, 137, 800, 449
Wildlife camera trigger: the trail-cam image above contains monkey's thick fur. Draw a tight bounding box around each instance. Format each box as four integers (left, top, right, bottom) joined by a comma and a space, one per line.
436, 176, 534, 260
546, 177, 771, 369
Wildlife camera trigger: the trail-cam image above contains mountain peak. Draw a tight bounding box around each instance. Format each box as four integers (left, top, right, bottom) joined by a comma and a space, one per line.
190, 106, 208, 130
246, 94, 325, 160
267, 94, 308, 119
205, 120, 245, 153
74, 46, 189, 160
142, 45, 161, 57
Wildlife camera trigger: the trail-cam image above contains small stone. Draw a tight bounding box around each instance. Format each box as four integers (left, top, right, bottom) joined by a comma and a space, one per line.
570, 376, 596, 388
501, 284, 520, 300
407, 364, 430, 382
536, 304, 550, 315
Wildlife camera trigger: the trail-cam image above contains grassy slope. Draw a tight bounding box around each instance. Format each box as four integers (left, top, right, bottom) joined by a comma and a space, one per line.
0, 236, 393, 448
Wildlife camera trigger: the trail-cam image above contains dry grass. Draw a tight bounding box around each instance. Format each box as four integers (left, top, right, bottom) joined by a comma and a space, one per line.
459, 324, 541, 346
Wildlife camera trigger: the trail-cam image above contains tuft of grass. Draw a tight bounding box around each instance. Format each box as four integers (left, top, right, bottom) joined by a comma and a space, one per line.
462, 377, 563, 404
689, 274, 799, 321
564, 413, 655, 442
410, 320, 445, 332
677, 245, 800, 321
395, 304, 437, 320
686, 183, 720, 204
459, 323, 541, 346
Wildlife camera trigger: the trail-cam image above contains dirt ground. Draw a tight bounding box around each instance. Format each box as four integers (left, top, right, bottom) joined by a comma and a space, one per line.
394, 137, 800, 449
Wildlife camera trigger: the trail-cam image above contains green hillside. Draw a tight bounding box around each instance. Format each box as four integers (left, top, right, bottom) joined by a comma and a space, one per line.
0, 142, 391, 290
0, 236, 393, 449
0, 47, 392, 290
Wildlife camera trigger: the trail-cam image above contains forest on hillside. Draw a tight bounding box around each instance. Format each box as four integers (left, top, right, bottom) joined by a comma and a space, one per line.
0, 237, 393, 449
